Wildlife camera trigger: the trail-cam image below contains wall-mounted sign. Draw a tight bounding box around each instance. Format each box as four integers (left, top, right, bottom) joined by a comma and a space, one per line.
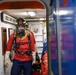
1, 12, 16, 25
29, 23, 43, 35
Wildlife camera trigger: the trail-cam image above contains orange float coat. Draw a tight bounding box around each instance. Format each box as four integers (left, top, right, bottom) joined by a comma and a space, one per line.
41, 52, 48, 75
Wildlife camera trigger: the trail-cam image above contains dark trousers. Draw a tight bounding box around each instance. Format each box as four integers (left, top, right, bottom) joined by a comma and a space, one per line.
11, 59, 32, 75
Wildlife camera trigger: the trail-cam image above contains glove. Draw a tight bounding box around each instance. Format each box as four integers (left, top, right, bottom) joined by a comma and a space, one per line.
4, 51, 10, 67
32, 51, 36, 64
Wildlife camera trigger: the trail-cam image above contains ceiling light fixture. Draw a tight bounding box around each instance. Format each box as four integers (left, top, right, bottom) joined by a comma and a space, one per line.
20, 12, 28, 15
14, 12, 28, 16
28, 11, 36, 16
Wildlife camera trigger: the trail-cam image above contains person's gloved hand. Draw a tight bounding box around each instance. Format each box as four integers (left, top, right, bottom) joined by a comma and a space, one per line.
32, 51, 36, 64
4, 51, 10, 67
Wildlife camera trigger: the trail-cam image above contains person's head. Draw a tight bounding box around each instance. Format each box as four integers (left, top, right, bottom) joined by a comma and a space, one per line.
15, 18, 29, 36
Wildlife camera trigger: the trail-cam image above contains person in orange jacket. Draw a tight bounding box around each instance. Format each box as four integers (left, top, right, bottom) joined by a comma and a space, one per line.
41, 39, 54, 75
4, 18, 36, 75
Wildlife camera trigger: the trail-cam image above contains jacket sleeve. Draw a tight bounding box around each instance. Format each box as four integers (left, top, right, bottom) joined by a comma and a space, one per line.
6, 33, 14, 51
29, 32, 35, 51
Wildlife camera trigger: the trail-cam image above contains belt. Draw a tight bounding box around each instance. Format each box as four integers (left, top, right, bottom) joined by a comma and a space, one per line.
14, 50, 32, 56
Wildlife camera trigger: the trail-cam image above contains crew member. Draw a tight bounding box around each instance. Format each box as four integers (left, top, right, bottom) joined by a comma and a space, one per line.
4, 18, 36, 75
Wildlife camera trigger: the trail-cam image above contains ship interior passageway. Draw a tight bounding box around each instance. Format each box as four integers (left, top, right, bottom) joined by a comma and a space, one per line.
0, 0, 52, 75
1, 0, 76, 75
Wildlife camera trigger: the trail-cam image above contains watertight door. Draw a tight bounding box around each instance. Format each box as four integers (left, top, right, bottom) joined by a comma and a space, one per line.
50, 0, 76, 75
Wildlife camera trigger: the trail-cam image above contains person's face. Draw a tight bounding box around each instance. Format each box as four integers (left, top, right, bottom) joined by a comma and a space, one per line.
16, 26, 25, 36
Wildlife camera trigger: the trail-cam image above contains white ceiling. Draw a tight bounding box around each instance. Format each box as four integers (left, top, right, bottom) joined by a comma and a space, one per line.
3, 9, 46, 20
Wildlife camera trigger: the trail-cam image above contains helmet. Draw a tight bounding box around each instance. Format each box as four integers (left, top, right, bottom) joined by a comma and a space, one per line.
16, 18, 26, 27
15, 18, 27, 36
